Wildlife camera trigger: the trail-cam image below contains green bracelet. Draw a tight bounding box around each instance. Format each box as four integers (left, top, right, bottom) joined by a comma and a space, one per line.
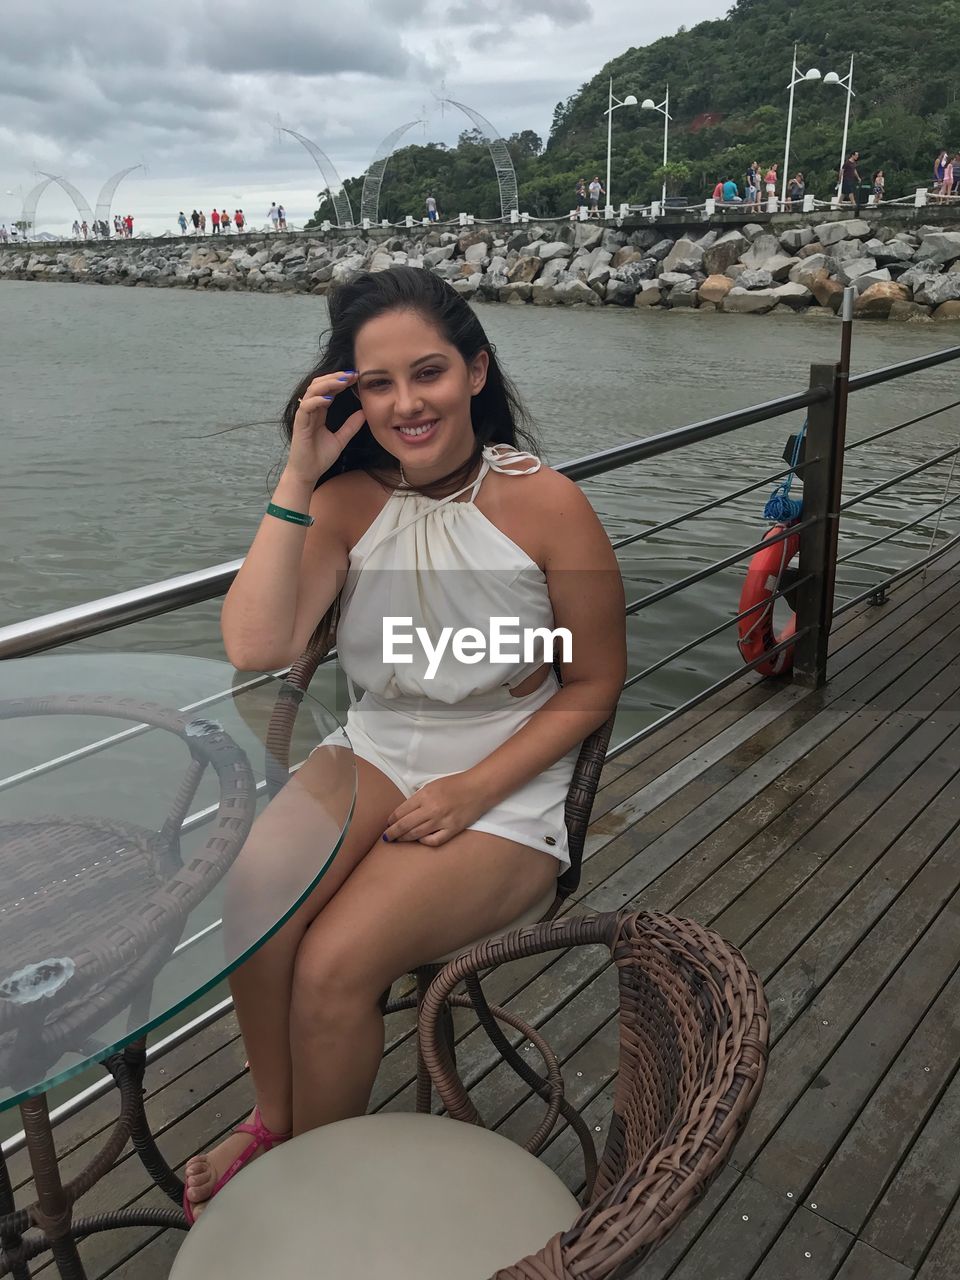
266, 501, 315, 527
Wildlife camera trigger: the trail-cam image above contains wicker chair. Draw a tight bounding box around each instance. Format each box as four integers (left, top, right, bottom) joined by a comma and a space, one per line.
168, 909, 768, 1280
264, 605, 615, 1140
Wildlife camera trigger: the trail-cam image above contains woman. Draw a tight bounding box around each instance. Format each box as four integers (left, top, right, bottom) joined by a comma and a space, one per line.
764, 163, 778, 203
943, 157, 956, 202
182, 266, 626, 1220
934, 150, 948, 201
787, 172, 805, 211
872, 170, 885, 204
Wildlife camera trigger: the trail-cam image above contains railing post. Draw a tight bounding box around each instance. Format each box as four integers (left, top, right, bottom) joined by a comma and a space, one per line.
793, 362, 842, 687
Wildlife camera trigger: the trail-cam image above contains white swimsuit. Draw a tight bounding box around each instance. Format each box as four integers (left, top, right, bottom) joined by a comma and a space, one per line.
324, 444, 577, 866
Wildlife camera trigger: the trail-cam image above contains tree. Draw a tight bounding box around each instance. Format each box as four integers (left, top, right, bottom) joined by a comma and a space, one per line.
653, 161, 693, 197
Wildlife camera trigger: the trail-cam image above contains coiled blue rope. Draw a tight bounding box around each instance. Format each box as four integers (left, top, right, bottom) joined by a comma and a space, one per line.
763, 418, 806, 523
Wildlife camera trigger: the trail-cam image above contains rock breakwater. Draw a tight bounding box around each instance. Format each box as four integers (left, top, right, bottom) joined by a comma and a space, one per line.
5, 217, 960, 320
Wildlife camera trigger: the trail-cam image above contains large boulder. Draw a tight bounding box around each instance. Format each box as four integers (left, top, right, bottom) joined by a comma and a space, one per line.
498, 282, 531, 303
810, 271, 845, 311
540, 257, 570, 285
917, 231, 960, 266
854, 281, 910, 318
663, 238, 704, 273
451, 275, 479, 297
815, 218, 871, 246
703, 230, 748, 275
506, 256, 542, 284
572, 223, 604, 250
934, 300, 960, 320
914, 273, 960, 307
899, 263, 944, 293
463, 242, 489, 265
647, 238, 675, 263
835, 257, 879, 286
888, 299, 932, 322
634, 282, 663, 306
830, 239, 868, 264
457, 228, 493, 253
742, 234, 781, 268
789, 254, 831, 288
739, 268, 774, 290
771, 282, 814, 310
853, 268, 893, 293
553, 278, 600, 306
699, 274, 734, 305
611, 246, 645, 269
721, 287, 780, 314
538, 240, 570, 260
666, 277, 699, 307
605, 277, 640, 306
765, 254, 799, 282
658, 271, 694, 290
741, 223, 765, 241
779, 226, 815, 253
587, 264, 611, 293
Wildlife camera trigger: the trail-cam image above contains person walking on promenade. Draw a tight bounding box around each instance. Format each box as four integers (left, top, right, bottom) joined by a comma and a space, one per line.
277, 204, 287, 230
178, 211, 188, 235
221, 208, 232, 233
191, 209, 200, 234
200, 210, 207, 233
763, 163, 778, 205
872, 170, 885, 204
744, 163, 760, 211
840, 151, 861, 207
788, 172, 805, 210
588, 175, 605, 216
72, 219, 81, 239
425, 194, 439, 222
942, 156, 956, 202
571, 178, 587, 219
0, 226, 7, 245
211, 207, 221, 235
81, 220, 89, 240
180, 264, 626, 1223
268, 202, 280, 231
235, 209, 245, 232
934, 150, 948, 200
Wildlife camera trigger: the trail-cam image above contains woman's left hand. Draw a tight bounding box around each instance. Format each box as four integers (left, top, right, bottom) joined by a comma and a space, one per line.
382, 774, 489, 847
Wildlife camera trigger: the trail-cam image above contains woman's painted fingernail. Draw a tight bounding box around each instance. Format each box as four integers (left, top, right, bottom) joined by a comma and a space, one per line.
321, 394, 334, 400
382, 833, 390, 842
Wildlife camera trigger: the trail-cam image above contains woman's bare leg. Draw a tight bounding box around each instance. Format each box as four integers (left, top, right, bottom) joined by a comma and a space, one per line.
288, 832, 559, 1134
183, 755, 404, 1215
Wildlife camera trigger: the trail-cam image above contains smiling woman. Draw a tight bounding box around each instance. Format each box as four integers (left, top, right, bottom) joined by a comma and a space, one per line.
185, 264, 625, 1223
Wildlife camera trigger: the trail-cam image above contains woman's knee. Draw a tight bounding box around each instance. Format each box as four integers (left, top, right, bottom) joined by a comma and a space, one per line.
290, 925, 386, 1031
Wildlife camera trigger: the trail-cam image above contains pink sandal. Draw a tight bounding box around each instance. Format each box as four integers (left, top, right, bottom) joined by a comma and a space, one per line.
183, 1107, 291, 1226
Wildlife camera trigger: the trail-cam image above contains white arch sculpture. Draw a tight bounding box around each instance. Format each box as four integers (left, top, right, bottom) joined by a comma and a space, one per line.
95, 165, 144, 228
37, 173, 94, 227
280, 128, 353, 227
442, 99, 519, 218
360, 120, 423, 224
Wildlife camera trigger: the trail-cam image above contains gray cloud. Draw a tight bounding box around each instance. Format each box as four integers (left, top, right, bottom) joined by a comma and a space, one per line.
1, 0, 728, 232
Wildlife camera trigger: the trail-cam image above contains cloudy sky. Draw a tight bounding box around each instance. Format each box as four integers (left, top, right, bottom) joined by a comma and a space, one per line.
2, 0, 728, 235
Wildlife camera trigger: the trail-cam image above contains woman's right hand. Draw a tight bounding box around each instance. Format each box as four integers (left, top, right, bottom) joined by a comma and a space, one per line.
286, 370, 368, 486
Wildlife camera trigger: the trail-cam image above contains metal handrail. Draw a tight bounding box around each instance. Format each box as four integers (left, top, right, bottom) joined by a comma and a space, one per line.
0, 388, 832, 661
844, 399, 960, 453
840, 441, 960, 512
836, 490, 960, 566
847, 344, 960, 393
835, 525, 960, 616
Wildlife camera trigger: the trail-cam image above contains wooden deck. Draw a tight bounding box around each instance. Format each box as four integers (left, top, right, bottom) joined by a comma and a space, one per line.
6, 546, 960, 1279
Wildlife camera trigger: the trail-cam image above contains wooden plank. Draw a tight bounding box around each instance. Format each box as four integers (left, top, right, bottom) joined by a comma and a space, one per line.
664, 1175, 790, 1280
748, 1206, 853, 1279
747, 887, 960, 1198
914, 1195, 960, 1280
732, 835, 960, 1172
833, 1240, 914, 1280
808, 965, 960, 1235
862, 1067, 960, 1269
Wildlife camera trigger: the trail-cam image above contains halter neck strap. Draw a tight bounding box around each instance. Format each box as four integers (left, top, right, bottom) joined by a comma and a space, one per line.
358, 445, 541, 564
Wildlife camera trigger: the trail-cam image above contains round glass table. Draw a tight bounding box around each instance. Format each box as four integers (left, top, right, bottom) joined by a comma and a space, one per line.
0, 653, 355, 1279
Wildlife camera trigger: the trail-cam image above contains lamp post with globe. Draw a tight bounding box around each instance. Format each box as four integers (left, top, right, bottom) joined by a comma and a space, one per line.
604, 79, 638, 218
824, 57, 856, 202
782, 48, 825, 206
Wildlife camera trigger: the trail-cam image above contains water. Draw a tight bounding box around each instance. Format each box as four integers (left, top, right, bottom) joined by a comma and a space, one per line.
3, 279, 960, 740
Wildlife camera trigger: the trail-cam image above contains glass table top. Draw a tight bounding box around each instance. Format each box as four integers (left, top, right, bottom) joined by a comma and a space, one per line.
0, 653, 355, 1111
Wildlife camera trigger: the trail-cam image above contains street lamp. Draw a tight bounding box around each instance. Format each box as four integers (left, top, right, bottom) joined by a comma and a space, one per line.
824, 56, 856, 201
782, 47, 823, 205
641, 87, 671, 208
604, 79, 638, 216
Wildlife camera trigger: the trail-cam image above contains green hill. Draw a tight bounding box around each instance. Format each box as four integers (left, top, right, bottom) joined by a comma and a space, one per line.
313, 0, 959, 223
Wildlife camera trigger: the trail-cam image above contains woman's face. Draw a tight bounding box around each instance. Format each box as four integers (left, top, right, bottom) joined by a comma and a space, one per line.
353, 308, 489, 480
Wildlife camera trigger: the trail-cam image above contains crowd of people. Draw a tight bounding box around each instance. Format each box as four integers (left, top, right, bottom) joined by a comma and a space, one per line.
175, 203, 288, 234
707, 153, 885, 211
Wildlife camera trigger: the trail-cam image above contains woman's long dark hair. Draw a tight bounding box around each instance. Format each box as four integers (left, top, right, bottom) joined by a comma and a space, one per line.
281, 265, 539, 496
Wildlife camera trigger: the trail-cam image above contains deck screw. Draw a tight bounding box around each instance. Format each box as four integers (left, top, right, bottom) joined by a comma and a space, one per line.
215, 1112, 221, 1118
743, 1215, 749, 1221
822, 1019, 829, 1026
923, 1066, 930, 1072
805, 1252, 812, 1259
595, 1125, 601, 1132
810, 1203, 817, 1210
576, 1071, 583, 1077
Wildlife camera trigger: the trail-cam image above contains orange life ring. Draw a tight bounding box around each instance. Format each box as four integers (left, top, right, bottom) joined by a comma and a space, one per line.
738, 524, 800, 677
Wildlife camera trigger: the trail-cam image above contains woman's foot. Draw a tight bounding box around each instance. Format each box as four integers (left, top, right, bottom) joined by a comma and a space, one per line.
183, 1108, 290, 1223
